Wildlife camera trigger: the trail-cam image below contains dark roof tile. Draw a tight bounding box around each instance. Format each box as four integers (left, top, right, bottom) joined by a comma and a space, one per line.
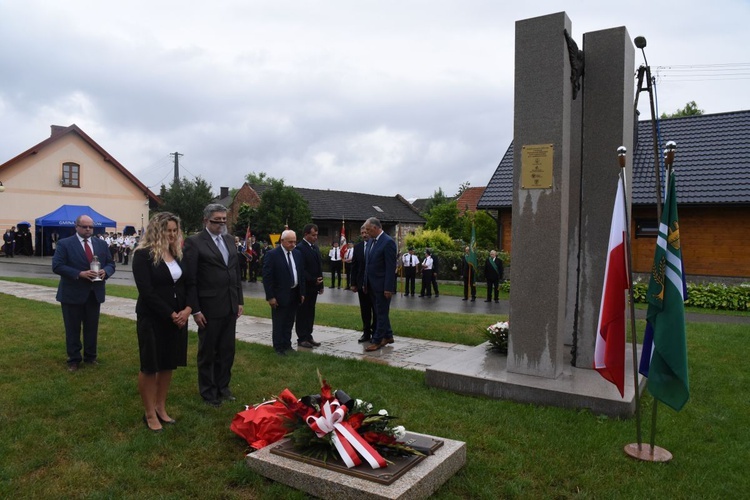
479, 110, 750, 208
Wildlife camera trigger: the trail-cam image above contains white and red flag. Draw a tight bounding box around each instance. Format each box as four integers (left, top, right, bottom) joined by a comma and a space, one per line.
594, 178, 629, 397
339, 221, 348, 259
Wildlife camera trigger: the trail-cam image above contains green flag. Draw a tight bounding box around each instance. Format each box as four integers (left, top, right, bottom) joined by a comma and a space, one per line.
644, 173, 689, 411
467, 223, 478, 271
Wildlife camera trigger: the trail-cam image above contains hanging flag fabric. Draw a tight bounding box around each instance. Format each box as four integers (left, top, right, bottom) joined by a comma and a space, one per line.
594, 178, 629, 397
339, 221, 348, 259
641, 173, 690, 411
244, 226, 255, 259
467, 223, 478, 271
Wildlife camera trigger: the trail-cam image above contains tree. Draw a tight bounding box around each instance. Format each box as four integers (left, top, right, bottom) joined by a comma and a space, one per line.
158, 176, 214, 233
661, 100, 703, 119
245, 171, 275, 186
458, 210, 497, 249
236, 178, 311, 240
455, 181, 471, 198
424, 200, 463, 238
422, 187, 451, 215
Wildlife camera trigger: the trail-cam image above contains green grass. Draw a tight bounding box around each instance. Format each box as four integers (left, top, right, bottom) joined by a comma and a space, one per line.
0, 291, 749, 498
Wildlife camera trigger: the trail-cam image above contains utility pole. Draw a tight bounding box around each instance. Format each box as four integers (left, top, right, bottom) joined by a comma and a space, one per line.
170, 152, 183, 185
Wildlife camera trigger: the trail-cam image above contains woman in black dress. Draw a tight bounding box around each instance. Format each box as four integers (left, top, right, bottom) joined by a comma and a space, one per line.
133, 213, 191, 432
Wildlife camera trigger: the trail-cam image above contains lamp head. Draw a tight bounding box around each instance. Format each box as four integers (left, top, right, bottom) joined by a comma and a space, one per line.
634, 36, 647, 49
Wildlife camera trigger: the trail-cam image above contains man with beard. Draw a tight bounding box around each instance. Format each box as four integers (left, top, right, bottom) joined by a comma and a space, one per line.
183, 204, 244, 407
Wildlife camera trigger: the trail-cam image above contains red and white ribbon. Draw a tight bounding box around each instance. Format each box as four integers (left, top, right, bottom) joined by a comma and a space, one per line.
306, 400, 386, 469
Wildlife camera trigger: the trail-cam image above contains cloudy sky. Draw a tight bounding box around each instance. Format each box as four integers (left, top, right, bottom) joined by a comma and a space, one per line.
2, 1, 748, 200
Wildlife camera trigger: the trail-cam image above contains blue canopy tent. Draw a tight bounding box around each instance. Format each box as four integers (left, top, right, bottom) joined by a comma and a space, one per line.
34, 205, 117, 256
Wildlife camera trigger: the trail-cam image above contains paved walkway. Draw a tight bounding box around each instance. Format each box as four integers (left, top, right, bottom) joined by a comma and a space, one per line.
1, 256, 747, 372
0, 280, 471, 371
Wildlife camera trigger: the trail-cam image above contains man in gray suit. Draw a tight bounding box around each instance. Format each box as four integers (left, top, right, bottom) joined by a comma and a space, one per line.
183, 204, 244, 407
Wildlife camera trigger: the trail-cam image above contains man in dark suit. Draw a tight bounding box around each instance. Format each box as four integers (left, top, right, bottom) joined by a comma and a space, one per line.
349, 225, 376, 342
52, 215, 116, 372
363, 217, 397, 351
295, 224, 324, 348
484, 250, 504, 303
461, 246, 477, 302
183, 204, 244, 407
263, 229, 306, 355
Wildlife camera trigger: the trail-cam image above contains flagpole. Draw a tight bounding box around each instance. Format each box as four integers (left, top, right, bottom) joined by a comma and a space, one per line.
648, 141, 677, 454
617, 147, 643, 453
626, 142, 676, 463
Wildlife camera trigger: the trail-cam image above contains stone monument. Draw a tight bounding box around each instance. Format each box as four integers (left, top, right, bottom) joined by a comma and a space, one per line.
427, 12, 641, 416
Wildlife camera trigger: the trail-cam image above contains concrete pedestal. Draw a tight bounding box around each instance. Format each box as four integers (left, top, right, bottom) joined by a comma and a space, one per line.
245, 432, 466, 499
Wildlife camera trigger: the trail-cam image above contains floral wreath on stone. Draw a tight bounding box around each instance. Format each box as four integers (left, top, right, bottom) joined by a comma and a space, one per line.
231, 371, 423, 468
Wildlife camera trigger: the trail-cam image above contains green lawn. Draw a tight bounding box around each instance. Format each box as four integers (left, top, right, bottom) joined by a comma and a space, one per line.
1, 288, 748, 498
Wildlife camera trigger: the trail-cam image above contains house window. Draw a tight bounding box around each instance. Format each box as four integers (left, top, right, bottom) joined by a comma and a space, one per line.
62, 162, 80, 187
635, 218, 658, 238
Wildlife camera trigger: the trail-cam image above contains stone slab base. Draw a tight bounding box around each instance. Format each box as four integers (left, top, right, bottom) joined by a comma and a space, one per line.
245, 432, 466, 499
425, 342, 645, 418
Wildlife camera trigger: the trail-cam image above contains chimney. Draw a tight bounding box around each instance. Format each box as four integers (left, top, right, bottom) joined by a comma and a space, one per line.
220, 187, 229, 199
50, 125, 67, 137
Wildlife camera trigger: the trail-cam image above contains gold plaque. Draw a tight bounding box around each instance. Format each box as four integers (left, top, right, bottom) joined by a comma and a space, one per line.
521, 144, 553, 189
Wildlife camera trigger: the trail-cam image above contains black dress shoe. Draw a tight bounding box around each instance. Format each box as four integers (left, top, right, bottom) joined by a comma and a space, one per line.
462, 298, 468, 301
358, 335, 371, 343
308, 338, 321, 347
494, 299, 499, 303
471, 298, 476, 302
221, 393, 237, 402
143, 415, 163, 433
157, 414, 176, 425
204, 399, 222, 407
298, 340, 314, 348
484, 299, 492, 302
275, 350, 287, 356
67, 363, 79, 373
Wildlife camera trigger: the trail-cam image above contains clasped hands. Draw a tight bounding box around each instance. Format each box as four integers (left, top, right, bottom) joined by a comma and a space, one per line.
79, 269, 105, 281
171, 308, 192, 328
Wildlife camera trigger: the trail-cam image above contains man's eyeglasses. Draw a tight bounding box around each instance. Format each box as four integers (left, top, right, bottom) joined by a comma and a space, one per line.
208, 219, 227, 225
77, 225, 94, 229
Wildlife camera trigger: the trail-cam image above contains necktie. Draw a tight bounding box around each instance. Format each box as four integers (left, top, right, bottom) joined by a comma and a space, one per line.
286, 251, 297, 286
84, 239, 93, 263
216, 236, 229, 265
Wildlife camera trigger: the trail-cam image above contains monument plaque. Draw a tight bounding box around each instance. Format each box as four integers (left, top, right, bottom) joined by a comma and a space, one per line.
521, 143, 554, 189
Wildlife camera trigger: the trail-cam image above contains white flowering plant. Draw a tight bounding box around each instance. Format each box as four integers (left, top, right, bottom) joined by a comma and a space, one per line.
485, 321, 509, 354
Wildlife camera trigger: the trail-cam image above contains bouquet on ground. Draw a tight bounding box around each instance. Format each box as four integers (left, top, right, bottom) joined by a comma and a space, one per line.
485, 321, 509, 354
231, 372, 423, 468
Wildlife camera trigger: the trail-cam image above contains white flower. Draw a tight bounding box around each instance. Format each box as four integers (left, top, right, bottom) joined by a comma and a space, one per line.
378, 409, 388, 416
393, 425, 406, 439
366, 403, 373, 412
355, 399, 363, 407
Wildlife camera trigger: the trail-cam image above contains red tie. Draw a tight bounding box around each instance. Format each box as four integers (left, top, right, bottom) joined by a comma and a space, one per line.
84, 239, 93, 263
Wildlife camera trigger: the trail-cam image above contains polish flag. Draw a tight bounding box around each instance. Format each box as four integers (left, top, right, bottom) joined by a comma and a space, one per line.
594, 179, 629, 397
